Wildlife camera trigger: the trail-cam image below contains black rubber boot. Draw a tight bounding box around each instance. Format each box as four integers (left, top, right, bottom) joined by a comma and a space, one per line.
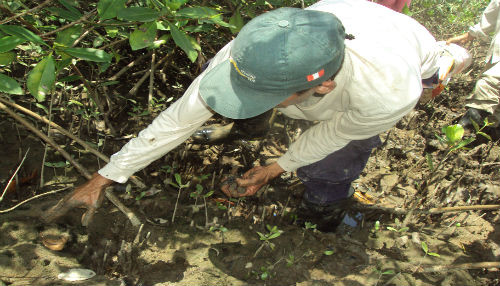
458, 108, 490, 129
295, 197, 353, 233
192, 110, 274, 143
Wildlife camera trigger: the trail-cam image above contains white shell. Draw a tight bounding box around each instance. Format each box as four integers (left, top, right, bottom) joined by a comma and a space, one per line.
57, 268, 96, 281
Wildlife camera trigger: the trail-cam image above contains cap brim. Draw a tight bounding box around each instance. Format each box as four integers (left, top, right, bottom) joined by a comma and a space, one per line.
199, 59, 289, 119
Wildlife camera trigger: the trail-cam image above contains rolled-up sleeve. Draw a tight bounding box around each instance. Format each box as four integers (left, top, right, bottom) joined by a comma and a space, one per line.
469, 0, 500, 40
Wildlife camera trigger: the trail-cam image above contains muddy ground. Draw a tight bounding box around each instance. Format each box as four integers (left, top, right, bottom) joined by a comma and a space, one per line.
1, 16, 500, 286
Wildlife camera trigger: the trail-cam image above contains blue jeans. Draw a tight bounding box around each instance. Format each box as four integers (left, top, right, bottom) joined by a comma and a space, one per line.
297, 135, 381, 205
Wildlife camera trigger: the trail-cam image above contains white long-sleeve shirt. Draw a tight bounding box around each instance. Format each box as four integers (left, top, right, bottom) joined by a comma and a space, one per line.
468, 0, 500, 64
99, 0, 441, 183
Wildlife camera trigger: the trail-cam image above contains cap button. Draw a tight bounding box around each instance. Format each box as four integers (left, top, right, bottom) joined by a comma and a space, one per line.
278, 20, 289, 27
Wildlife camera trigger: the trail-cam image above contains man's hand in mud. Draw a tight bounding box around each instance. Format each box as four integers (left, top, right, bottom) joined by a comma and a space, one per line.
221, 162, 285, 198
41, 173, 113, 226
446, 32, 473, 45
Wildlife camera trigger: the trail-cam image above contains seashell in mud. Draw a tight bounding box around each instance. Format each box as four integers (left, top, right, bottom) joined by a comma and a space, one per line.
41, 234, 69, 251
57, 268, 96, 281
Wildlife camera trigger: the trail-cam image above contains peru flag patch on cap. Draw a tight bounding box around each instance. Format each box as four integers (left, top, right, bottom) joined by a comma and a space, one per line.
307, 69, 324, 82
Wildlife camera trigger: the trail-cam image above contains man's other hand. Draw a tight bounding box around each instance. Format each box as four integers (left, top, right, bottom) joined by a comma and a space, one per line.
221, 163, 285, 197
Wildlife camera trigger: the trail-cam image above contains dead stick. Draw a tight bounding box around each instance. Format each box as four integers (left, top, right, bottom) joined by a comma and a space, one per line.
105, 187, 141, 227
0, 101, 141, 225
406, 261, 500, 273
0, 186, 72, 214
0, 0, 53, 25
354, 204, 500, 215
41, 9, 97, 37
148, 50, 156, 111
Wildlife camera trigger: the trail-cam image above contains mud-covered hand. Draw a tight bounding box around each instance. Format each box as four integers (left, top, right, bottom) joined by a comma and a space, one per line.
41, 173, 113, 226
446, 32, 473, 45
221, 162, 285, 197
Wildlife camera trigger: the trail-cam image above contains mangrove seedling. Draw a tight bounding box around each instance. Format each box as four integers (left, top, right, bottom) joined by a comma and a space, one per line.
421, 241, 440, 258
254, 224, 283, 258
209, 225, 228, 243
165, 173, 190, 223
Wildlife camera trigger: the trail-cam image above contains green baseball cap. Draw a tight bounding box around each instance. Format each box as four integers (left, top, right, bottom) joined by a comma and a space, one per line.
199, 7, 346, 119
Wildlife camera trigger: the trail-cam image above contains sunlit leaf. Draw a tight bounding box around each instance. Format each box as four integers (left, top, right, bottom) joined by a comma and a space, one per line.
97, 0, 127, 20
46, 7, 80, 21
62, 47, 112, 62
421, 241, 428, 254
229, 10, 244, 34
0, 73, 23, 95
0, 35, 26, 53
117, 7, 161, 22
324, 250, 334, 256
55, 25, 82, 47
0, 51, 15, 65
165, 0, 188, 11
168, 21, 197, 62
177, 7, 233, 28
129, 21, 157, 50
0, 25, 48, 47
443, 124, 464, 145
27, 56, 56, 101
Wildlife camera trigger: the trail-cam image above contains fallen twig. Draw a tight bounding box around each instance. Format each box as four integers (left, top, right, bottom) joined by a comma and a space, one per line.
105, 187, 141, 227
354, 203, 500, 215
404, 261, 500, 273
0, 148, 29, 203
0, 186, 72, 214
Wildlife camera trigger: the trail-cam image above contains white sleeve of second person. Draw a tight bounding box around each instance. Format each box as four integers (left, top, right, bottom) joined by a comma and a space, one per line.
98, 43, 234, 183
469, 0, 500, 40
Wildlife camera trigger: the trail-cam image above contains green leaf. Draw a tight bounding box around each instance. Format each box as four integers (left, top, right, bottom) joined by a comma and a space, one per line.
477, 131, 492, 141
425, 153, 434, 172
62, 47, 112, 62
0, 35, 26, 53
177, 7, 233, 28
421, 241, 428, 254
44, 161, 68, 168
267, 231, 282, 240
27, 56, 56, 101
0, 51, 15, 65
165, 0, 188, 11
58, 0, 82, 17
382, 270, 395, 275
449, 137, 475, 153
35, 103, 49, 114
443, 124, 464, 145
399, 227, 409, 232
229, 10, 244, 34
0, 25, 48, 47
117, 7, 161, 22
46, 7, 80, 21
55, 25, 82, 47
428, 252, 440, 257
204, 190, 214, 198
129, 21, 157, 50
168, 21, 197, 62
323, 250, 334, 256
0, 73, 23, 95
386, 227, 397, 232
98, 0, 127, 20
174, 173, 182, 185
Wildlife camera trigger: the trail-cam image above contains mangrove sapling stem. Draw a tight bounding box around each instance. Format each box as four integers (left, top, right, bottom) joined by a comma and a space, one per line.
108, 51, 153, 81
148, 50, 156, 111
172, 187, 182, 223
128, 50, 175, 96
40, 94, 54, 188
0, 148, 29, 203
0, 185, 71, 214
